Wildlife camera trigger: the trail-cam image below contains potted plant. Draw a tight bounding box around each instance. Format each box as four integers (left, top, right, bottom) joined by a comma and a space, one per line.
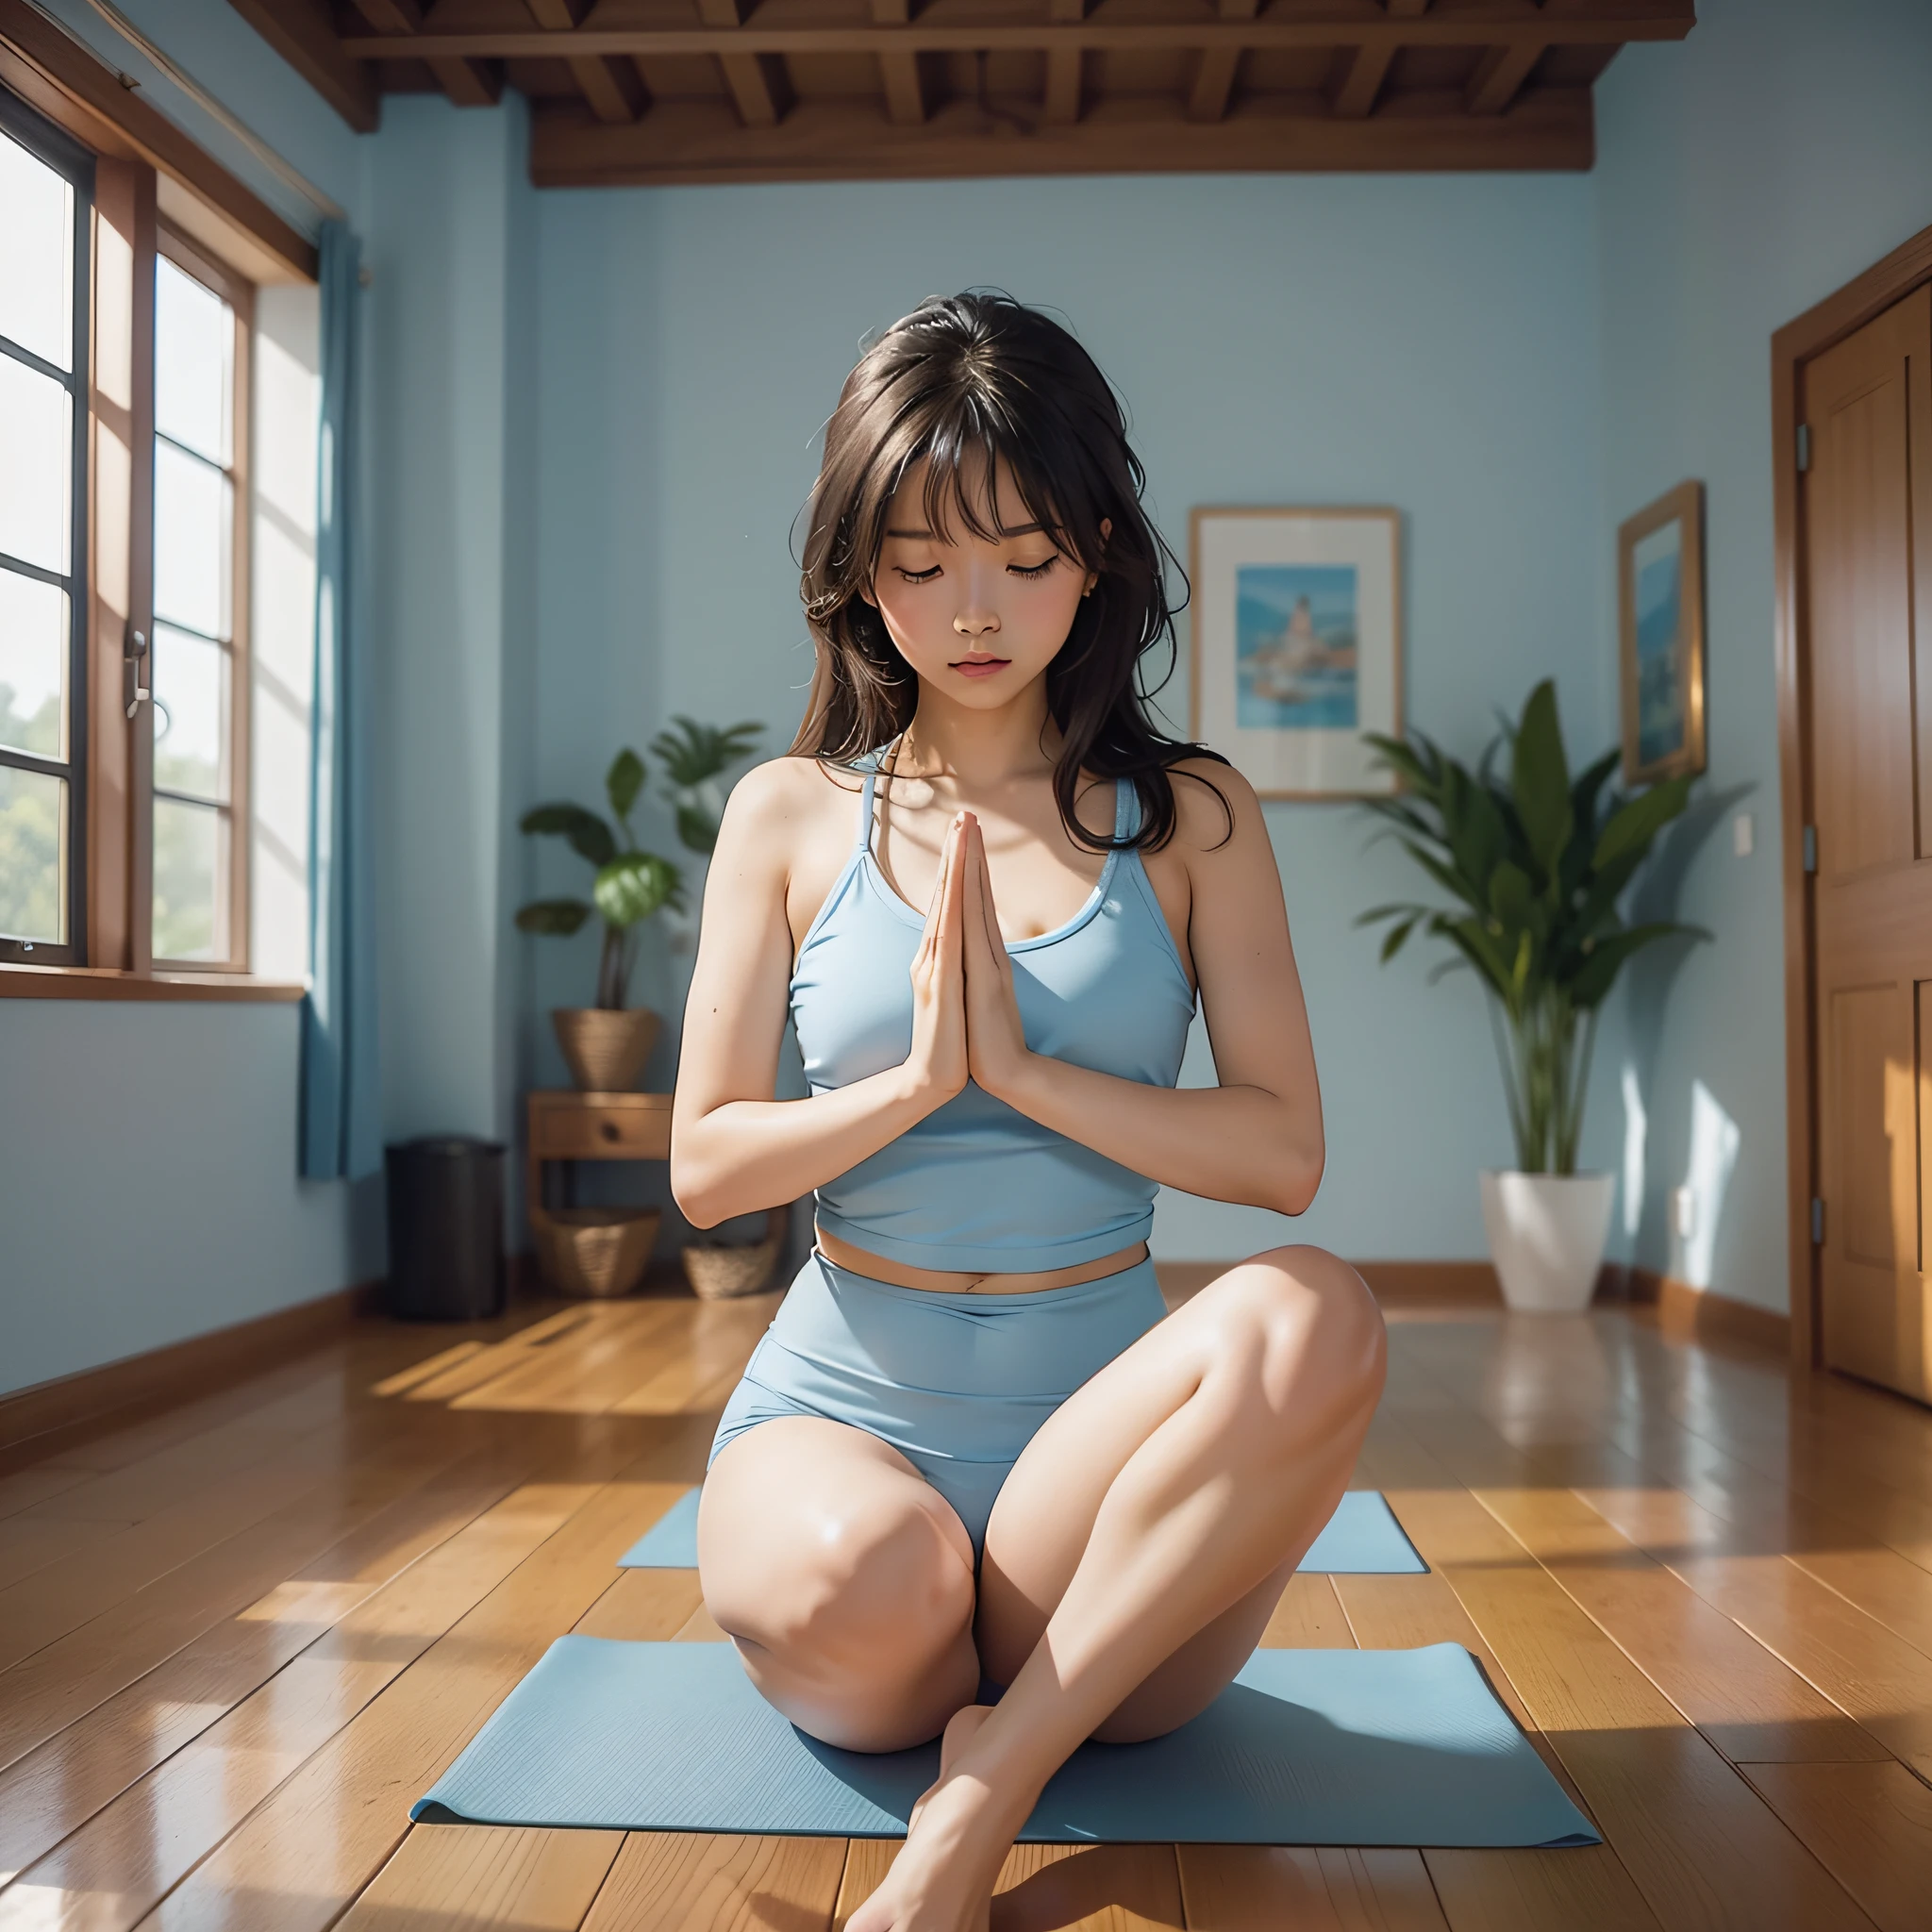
1357, 680, 1701, 1312
517, 718, 761, 1092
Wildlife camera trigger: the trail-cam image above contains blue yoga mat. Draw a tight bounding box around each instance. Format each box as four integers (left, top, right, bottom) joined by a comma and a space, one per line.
414, 1639, 1593, 1847
618, 1488, 1426, 1574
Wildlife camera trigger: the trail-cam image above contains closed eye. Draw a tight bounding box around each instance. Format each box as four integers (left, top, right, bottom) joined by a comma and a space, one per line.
895, 565, 942, 583
1008, 557, 1060, 578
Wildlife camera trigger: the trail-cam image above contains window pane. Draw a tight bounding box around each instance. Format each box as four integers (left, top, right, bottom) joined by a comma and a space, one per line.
0, 130, 74, 372
153, 440, 231, 639
153, 623, 228, 803
155, 258, 232, 466
0, 763, 66, 943
154, 794, 226, 960
0, 355, 72, 574
0, 569, 67, 759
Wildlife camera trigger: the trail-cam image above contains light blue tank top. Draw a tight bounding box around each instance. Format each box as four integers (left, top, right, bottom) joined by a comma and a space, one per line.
791, 754, 1197, 1272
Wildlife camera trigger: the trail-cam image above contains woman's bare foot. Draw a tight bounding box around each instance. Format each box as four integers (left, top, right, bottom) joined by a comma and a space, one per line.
851, 1705, 1028, 1932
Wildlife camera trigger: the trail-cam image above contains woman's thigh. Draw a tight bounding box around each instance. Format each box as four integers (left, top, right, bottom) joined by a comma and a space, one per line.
976, 1245, 1380, 1739
700, 1415, 981, 1750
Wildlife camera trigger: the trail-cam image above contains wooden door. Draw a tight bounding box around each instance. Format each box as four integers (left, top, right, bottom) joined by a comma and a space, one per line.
1806, 282, 1932, 1400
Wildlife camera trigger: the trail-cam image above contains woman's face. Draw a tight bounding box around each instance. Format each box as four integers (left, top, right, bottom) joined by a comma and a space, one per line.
863, 454, 1101, 708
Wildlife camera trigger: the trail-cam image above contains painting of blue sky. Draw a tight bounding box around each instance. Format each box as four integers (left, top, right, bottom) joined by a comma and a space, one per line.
1236, 564, 1358, 729
1632, 519, 1684, 766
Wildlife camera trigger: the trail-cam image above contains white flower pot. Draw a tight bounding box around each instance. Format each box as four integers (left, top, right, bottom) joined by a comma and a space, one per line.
1479, 1171, 1616, 1313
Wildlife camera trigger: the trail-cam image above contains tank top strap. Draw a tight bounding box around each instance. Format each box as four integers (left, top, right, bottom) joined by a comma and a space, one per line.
1113, 775, 1141, 842
855, 762, 879, 857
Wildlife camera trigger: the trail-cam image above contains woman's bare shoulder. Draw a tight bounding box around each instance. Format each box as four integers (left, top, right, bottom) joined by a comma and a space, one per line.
709, 756, 866, 905
1165, 754, 1261, 858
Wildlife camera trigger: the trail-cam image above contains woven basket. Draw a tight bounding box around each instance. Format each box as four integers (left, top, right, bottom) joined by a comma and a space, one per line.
681, 1205, 788, 1301
535, 1207, 661, 1298
552, 1008, 660, 1093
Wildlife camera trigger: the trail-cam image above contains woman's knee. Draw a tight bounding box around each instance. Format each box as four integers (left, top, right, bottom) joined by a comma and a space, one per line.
703, 1482, 974, 1667
1212, 1245, 1386, 1418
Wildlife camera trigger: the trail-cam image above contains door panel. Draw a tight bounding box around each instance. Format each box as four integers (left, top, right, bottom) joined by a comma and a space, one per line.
1806, 282, 1932, 1402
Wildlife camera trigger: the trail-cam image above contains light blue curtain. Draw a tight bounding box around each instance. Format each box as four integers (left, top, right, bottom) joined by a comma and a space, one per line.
299, 220, 382, 1181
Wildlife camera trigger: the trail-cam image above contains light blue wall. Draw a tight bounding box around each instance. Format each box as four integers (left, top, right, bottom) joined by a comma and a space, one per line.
1593, 0, 1932, 1312
527, 175, 1611, 1264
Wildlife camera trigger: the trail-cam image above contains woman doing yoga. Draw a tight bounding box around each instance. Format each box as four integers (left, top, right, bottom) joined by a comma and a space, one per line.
671, 293, 1387, 1932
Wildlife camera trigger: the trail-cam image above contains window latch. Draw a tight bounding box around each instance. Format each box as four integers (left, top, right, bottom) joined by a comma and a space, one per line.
124, 628, 149, 720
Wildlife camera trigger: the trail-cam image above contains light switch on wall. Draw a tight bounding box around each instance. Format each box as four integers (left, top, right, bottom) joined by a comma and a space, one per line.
1672, 1186, 1697, 1240
1733, 812, 1754, 857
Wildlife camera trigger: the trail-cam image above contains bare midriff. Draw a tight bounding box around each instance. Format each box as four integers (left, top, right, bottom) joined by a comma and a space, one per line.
814, 1224, 1149, 1295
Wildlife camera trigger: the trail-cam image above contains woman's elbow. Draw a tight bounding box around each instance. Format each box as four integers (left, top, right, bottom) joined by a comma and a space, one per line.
669, 1144, 727, 1229
1269, 1138, 1324, 1218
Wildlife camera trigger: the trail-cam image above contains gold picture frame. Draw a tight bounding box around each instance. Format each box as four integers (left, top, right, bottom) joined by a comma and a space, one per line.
1617, 480, 1707, 785
1189, 507, 1404, 799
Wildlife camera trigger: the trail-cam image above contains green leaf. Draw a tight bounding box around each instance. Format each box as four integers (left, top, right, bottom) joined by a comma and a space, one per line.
1398, 840, 1490, 918
1379, 915, 1419, 963
675, 803, 719, 854
1571, 746, 1622, 836
520, 804, 615, 869
1570, 920, 1701, 1007
592, 851, 681, 930
606, 749, 646, 824
1510, 679, 1574, 881
514, 898, 592, 936
1489, 860, 1535, 933
650, 716, 764, 787
1593, 773, 1693, 871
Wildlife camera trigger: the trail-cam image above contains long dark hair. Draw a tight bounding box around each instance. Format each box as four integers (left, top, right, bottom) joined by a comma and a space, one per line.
792, 291, 1229, 853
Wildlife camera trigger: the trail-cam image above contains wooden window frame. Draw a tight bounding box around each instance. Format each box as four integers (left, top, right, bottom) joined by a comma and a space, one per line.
1772, 214, 1932, 1369
0, 22, 308, 1005
150, 221, 253, 974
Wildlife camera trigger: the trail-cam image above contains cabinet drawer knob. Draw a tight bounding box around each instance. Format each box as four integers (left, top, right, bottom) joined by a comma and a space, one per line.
599, 1120, 621, 1143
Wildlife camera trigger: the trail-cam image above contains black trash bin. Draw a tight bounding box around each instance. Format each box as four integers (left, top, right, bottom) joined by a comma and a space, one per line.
385, 1137, 508, 1321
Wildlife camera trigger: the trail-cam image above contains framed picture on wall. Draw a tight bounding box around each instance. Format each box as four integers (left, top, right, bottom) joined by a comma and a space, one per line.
1189, 508, 1402, 798
1617, 480, 1707, 785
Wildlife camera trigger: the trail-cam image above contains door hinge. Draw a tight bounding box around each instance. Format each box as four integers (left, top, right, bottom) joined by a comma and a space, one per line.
1802, 824, 1818, 874
1811, 1197, 1825, 1245
1796, 422, 1812, 472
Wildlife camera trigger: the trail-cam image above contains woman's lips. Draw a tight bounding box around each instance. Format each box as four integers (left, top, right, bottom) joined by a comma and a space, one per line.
951, 656, 1010, 679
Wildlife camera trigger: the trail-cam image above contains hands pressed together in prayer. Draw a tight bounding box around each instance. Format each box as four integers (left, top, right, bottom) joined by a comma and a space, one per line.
904, 811, 1033, 1110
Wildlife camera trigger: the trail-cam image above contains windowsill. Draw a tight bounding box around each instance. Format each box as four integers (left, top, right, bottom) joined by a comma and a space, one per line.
0, 963, 308, 1004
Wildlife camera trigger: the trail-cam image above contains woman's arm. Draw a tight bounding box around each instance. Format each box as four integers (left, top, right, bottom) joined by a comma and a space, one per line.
961, 762, 1324, 1217
671, 767, 973, 1227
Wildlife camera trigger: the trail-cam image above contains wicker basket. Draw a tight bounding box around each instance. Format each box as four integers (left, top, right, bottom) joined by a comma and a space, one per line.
681, 1205, 789, 1301
552, 1008, 661, 1093
535, 1206, 661, 1298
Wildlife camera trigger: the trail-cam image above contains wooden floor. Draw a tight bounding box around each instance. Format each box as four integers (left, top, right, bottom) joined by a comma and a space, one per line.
4, 1282, 1932, 1932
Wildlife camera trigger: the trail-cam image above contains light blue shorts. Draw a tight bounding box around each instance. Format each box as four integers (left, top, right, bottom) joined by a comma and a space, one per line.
709, 1249, 1168, 1556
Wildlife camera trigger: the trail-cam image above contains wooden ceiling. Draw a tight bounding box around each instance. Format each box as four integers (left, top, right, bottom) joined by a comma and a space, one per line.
229, 2, 1695, 188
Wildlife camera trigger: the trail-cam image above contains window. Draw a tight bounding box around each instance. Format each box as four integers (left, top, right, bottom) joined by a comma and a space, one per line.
0, 100, 92, 966
152, 237, 250, 965
0, 85, 267, 986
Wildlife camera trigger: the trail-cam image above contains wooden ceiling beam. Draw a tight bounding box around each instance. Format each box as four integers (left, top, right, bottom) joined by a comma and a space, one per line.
1187, 48, 1240, 124
1329, 42, 1395, 118
523, 0, 647, 124
222, 0, 377, 132
1465, 41, 1543, 115
693, 0, 793, 132
532, 89, 1596, 188
348, 0, 501, 109
340, 7, 1696, 61
878, 50, 925, 125
870, 0, 923, 125
1188, 0, 1254, 124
